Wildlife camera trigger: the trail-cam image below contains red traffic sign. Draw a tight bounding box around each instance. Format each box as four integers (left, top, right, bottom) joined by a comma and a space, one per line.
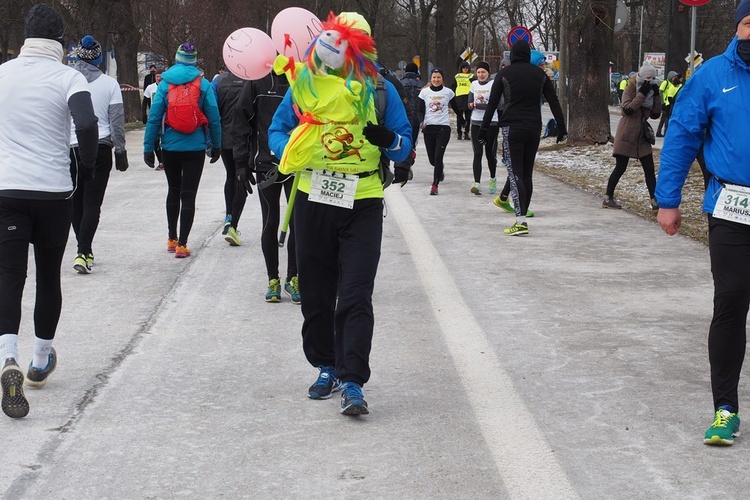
507, 26, 533, 47
679, 0, 710, 6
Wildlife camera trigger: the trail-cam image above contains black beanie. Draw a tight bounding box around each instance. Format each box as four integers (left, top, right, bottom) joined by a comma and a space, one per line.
475, 61, 490, 72
24, 4, 64, 43
737, 0, 750, 25
405, 62, 419, 74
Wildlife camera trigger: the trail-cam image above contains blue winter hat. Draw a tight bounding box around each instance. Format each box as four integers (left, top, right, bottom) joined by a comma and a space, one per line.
530, 50, 546, 67
737, 0, 750, 25
77, 35, 102, 67
175, 42, 197, 65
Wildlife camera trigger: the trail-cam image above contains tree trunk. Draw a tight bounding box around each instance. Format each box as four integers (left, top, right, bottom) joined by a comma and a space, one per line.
435, 0, 457, 85
567, 0, 616, 144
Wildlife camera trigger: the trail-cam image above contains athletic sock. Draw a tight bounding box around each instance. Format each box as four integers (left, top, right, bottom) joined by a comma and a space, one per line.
0, 334, 19, 364
517, 216, 527, 224
32, 337, 54, 369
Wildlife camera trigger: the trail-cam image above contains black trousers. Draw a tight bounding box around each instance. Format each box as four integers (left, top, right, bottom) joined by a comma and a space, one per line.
141, 97, 151, 124
258, 174, 297, 281
294, 192, 383, 386
423, 125, 451, 185
0, 197, 71, 340
221, 148, 244, 220
471, 124, 498, 183
606, 154, 656, 199
71, 144, 113, 255
708, 215, 750, 411
163, 150, 205, 246
501, 126, 541, 217
656, 104, 672, 135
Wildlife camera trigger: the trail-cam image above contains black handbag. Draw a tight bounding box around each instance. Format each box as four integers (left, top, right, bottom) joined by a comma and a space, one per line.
643, 120, 656, 145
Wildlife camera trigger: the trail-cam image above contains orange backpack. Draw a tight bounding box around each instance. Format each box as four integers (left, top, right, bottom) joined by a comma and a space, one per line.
165, 77, 208, 134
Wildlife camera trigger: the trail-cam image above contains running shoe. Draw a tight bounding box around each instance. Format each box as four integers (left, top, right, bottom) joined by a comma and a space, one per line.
1, 358, 28, 418
155, 164, 165, 171
489, 178, 497, 194
175, 245, 191, 258
224, 227, 242, 246
704, 408, 740, 446
265, 278, 281, 303
284, 276, 301, 305
504, 221, 529, 236
471, 182, 482, 195
526, 209, 535, 218
86, 253, 95, 268
167, 238, 178, 252
222, 214, 232, 235
430, 183, 439, 196
340, 382, 369, 415
308, 365, 341, 400
602, 197, 622, 209
493, 196, 514, 213
73, 253, 91, 274
650, 198, 660, 211
25, 348, 56, 388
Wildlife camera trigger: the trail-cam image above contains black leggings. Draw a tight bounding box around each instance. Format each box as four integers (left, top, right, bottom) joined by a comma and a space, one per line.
423, 125, 451, 185
708, 215, 750, 412
606, 154, 656, 199
163, 150, 205, 246
501, 126, 541, 217
258, 174, 297, 281
71, 144, 113, 255
471, 124, 498, 182
221, 148, 246, 219
0, 197, 71, 340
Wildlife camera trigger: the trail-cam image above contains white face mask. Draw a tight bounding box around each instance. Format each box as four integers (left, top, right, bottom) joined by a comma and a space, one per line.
316, 30, 348, 71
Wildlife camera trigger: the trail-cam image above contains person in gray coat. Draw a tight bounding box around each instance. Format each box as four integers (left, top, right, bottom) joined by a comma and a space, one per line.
603, 63, 662, 210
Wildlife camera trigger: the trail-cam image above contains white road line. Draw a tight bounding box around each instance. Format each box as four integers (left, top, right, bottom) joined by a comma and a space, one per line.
386, 187, 579, 499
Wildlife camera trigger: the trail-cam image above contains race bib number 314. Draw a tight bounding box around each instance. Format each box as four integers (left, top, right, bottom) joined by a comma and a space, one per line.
308, 170, 358, 209
713, 184, 750, 226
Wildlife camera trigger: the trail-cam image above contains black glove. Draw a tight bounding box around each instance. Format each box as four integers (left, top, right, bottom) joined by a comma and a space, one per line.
394, 164, 411, 187
236, 165, 256, 194
638, 80, 652, 96
556, 123, 567, 144
144, 151, 156, 168
363, 121, 396, 148
477, 127, 488, 145
209, 147, 221, 164
114, 150, 129, 172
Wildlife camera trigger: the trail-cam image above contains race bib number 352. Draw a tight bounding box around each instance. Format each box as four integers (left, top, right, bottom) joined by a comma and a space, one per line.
308, 170, 358, 209
713, 183, 750, 226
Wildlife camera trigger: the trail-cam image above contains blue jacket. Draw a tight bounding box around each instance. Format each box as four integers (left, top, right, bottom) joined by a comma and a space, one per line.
143, 63, 221, 153
656, 36, 750, 212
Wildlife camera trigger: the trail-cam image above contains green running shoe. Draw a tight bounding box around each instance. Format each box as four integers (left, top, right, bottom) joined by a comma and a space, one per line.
504, 222, 529, 236
265, 278, 281, 303
526, 209, 535, 218
471, 182, 482, 195
224, 227, 242, 246
86, 253, 94, 268
284, 276, 301, 304
704, 408, 740, 445
488, 178, 497, 194
73, 253, 91, 274
493, 196, 514, 213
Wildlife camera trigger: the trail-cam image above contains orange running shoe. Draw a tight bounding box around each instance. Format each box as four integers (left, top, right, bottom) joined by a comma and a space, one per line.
167, 238, 178, 252
175, 245, 191, 258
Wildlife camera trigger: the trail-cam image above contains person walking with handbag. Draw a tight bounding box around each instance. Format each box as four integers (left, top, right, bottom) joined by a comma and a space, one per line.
603, 63, 662, 210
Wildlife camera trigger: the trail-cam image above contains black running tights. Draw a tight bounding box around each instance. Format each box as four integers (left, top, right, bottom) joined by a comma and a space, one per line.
163, 150, 205, 246
258, 175, 297, 281
606, 154, 656, 199
423, 125, 451, 185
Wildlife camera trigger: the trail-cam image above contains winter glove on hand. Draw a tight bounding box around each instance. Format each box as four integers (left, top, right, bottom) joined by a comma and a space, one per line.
363, 121, 396, 148
115, 150, 129, 172
143, 152, 156, 168
623, 107, 635, 116
236, 165, 256, 194
477, 127, 488, 145
556, 123, 568, 144
209, 147, 221, 164
638, 80, 652, 96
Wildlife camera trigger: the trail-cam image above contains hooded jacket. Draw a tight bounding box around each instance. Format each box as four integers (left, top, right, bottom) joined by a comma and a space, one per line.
143, 63, 221, 153
70, 60, 125, 152
481, 40, 565, 132
657, 36, 750, 212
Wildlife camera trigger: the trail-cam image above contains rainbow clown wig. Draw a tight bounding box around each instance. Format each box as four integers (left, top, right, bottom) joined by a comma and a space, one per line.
300, 11, 379, 121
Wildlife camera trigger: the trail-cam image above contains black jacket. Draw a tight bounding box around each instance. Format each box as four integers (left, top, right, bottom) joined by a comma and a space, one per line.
231, 72, 289, 174
214, 71, 246, 150
482, 40, 565, 132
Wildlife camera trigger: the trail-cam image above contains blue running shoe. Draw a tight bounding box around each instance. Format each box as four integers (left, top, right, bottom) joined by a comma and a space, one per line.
340, 382, 369, 415
308, 365, 341, 399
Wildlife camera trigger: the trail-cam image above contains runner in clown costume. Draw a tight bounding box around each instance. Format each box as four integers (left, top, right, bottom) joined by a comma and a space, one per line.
268, 12, 412, 416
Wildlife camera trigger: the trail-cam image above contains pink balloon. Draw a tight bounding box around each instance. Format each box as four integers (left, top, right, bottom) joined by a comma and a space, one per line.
223, 28, 275, 81
271, 7, 323, 62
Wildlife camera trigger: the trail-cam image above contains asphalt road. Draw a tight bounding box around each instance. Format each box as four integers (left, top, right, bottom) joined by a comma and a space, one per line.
1, 127, 743, 499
